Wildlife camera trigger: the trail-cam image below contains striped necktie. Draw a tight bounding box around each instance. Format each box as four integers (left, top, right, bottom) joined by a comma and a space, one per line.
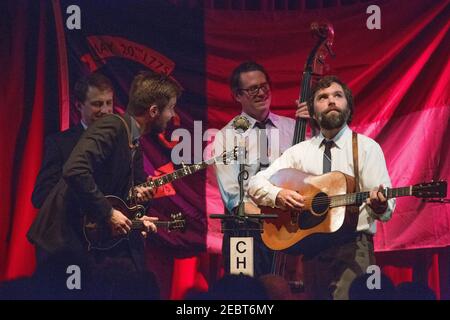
322, 139, 334, 174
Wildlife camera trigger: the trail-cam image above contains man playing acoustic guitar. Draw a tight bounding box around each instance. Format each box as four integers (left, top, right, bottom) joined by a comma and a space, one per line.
248, 75, 395, 299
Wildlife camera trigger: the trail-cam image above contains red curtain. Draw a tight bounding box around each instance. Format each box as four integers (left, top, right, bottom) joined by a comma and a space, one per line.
204, 0, 450, 253
0, 0, 448, 299
169, 1, 450, 299
201, 0, 449, 299
0, 0, 57, 281
377, 248, 450, 300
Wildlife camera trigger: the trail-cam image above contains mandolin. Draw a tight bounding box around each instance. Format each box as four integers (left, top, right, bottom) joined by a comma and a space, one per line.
128, 147, 238, 201
83, 149, 238, 251
83, 195, 185, 251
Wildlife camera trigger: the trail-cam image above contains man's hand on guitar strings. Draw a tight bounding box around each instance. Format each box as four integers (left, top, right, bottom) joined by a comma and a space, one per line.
140, 216, 159, 238
109, 209, 132, 236
366, 184, 388, 214
135, 176, 156, 203
275, 189, 305, 211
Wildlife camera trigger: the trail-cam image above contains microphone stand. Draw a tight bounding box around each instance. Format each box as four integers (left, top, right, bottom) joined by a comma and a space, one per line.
210, 144, 278, 232
210, 116, 278, 276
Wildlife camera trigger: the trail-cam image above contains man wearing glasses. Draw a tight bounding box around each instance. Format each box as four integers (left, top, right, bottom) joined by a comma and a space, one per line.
213, 61, 309, 277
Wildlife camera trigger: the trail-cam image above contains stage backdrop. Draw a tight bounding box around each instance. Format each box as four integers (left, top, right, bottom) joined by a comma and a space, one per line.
204, 0, 450, 253
0, 0, 449, 299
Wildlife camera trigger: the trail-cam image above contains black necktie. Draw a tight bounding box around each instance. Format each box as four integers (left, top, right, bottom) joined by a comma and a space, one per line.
255, 120, 269, 169
322, 139, 334, 174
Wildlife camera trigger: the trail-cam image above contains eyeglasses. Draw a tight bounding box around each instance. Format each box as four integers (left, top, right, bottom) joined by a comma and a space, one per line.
239, 83, 270, 96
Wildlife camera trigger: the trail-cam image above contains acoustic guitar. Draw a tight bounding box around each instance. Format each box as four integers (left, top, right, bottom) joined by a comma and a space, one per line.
256, 169, 447, 252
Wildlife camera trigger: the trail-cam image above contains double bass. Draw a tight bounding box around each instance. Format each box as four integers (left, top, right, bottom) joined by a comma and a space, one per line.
268, 22, 335, 295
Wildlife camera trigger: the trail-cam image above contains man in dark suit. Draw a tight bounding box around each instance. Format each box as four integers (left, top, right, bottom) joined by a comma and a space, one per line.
28, 71, 181, 280
31, 72, 115, 209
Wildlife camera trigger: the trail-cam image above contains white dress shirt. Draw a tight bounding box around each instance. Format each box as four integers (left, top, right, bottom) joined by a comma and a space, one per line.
213, 111, 295, 213
248, 125, 395, 234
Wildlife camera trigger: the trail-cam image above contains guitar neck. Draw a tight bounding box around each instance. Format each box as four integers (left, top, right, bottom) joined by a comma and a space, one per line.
137, 162, 208, 189
330, 186, 412, 207
130, 220, 173, 230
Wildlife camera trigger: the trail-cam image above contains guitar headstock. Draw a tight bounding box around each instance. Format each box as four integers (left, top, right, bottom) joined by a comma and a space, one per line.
168, 212, 186, 232
412, 181, 447, 198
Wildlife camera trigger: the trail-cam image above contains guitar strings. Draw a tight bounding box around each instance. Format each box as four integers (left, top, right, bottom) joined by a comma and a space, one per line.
134, 150, 236, 189
288, 187, 413, 208
293, 193, 372, 207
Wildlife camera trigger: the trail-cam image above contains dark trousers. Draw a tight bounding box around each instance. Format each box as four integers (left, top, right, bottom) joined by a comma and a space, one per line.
302, 232, 375, 300
89, 232, 146, 273
34, 231, 145, 275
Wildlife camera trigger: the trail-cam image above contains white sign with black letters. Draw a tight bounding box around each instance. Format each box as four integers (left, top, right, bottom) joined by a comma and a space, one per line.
230, 237, 254, 277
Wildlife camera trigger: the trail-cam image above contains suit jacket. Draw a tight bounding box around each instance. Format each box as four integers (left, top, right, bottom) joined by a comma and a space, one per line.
28, 114, 147, 265
31, 124, 84, 209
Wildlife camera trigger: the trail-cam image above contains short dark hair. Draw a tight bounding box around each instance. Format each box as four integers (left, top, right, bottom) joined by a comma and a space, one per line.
127, 71, 182, 116
308, 75, 354, 123
230, 61, 271, 95
73, 72, 113, 103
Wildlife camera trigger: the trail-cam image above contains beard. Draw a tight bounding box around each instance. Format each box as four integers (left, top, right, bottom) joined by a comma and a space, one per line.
316, 106, 351, 130
152, 113, 174, 136
150, 120, 166, 135
142, 116, 166, 136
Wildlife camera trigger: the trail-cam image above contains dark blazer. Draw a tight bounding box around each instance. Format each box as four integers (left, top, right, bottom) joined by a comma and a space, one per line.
31, 124, 84, 209
63, 113, 145, 221
28, 114, 147, 265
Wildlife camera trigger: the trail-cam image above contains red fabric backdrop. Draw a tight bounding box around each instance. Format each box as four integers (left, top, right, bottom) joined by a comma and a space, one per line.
204, 0, 450, 252
0, 0, 449, 299
188, 0, 450, 299
0, 0, 58, 281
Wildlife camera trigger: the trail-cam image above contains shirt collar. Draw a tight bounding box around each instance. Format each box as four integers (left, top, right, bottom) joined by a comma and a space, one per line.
241, 111, 278, 129
317, 124, 350, 149
80, 120, 88, 130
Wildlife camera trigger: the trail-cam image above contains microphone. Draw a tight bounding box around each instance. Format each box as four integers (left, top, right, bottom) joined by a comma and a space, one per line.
232, 115, 250, 133
231, 115, 250, 164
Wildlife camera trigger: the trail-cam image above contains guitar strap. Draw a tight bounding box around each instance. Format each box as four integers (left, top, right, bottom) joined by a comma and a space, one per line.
110, 114, 136, 150
110, 114, 139, 205
352, 131, 360, 192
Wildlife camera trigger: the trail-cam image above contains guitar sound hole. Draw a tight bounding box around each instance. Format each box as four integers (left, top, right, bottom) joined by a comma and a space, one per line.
311, 192, 330, 216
